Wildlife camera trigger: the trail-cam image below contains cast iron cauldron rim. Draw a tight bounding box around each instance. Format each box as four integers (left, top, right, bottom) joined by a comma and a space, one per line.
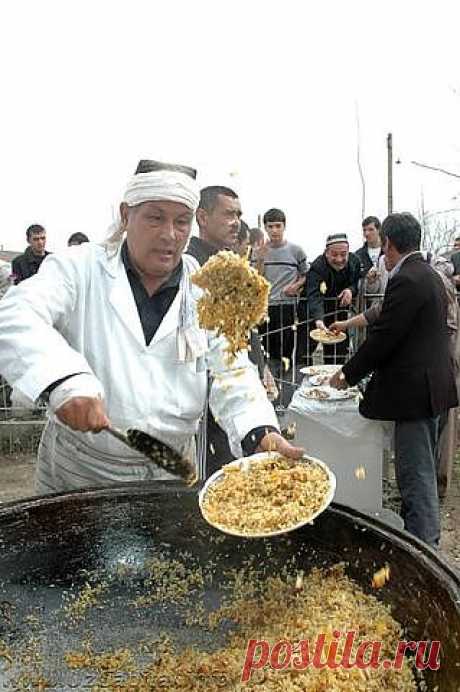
0, 482, 458, 590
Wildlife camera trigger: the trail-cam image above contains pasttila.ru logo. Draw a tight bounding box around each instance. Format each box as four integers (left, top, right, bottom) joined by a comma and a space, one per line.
241, 631, 441, 683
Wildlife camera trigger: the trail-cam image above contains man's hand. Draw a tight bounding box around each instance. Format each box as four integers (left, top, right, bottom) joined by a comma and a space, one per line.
55, 396, 110, 433
329, 369, 349, 390
338, 288, 353, 307
329, 320, 349, 333
366, 268, 379, 284
252, 242, 269, 262
283, 283, 300, 297
315, 319, 327, 331
454, 274, 460, 287
257, 432, 304, 460
252, 242, 269, 275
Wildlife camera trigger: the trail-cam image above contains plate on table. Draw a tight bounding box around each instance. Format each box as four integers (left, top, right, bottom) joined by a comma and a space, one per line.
299, 385, 359, 402
299, 365, 340, 377
309, 373, 335, 386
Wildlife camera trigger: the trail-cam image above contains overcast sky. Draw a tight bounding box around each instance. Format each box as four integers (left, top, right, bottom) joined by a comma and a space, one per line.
1, 0, 459, 258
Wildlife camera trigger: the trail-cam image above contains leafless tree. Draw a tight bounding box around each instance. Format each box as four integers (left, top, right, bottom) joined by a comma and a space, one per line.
355, 102, 365, 219
419, 195, 460, 256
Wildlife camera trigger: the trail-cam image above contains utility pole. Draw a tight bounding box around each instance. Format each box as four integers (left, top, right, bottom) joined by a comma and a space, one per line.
387, 133, 393, 215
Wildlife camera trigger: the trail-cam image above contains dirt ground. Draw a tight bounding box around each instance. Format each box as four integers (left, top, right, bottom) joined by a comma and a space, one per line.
440, 469, 460, 572
0, 454, 36, 503
0, 451, 458, 575
381, 451, 460, 574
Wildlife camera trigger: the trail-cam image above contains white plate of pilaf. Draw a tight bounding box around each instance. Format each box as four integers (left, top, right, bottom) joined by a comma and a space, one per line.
199, 451, 336, 538
299, 384, 360, 401
308, 372, 335, 386
309, 328, 347, 344
299, 364, 340, 377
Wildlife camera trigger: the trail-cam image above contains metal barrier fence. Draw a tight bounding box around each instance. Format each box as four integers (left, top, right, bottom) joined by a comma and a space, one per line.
0, 290, 380, 454
0, 377, 46, 455
258, 295, 367, 408
0, 284, 429, 456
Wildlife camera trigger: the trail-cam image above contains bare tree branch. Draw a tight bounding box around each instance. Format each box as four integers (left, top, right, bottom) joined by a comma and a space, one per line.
419, 195, 460, 255
355, 102, 365, 219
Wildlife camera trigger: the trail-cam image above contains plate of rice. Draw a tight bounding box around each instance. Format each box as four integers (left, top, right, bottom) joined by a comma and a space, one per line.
199, 451, 336, 538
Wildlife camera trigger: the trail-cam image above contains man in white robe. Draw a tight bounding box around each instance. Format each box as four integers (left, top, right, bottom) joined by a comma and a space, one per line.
0, 159, 302, 493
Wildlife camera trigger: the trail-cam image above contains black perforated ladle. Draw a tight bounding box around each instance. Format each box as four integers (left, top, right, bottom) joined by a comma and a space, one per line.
106, 427, 196, 483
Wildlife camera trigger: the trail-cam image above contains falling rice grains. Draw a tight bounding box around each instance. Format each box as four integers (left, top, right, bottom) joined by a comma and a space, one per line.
295, 571, 304, 592
372, 565, 391, 589
191, 251, 270, 358
281, 357, 290, 372
355, 466, 366, 481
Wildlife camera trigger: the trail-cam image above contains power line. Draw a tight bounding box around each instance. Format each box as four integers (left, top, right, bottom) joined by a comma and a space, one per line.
411, 161, 460, 180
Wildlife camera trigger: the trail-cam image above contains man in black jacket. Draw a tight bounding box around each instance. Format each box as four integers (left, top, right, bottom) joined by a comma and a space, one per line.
12, 224, 50, 284
354, 216, 383, 279
331, 213, 458, 547
187, 186, 270, 474
303, 233, 361, 364
450, 236, 460, 287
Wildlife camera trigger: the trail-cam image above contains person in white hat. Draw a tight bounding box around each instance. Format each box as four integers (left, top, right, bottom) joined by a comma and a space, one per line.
304, 233, 361, 365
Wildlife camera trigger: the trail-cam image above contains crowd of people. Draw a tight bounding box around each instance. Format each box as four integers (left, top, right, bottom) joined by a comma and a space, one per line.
0, 203, 396, 382
0, 159, 458, 551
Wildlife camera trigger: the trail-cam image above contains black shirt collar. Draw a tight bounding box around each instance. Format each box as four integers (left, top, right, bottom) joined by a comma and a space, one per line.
25, 247, 48, 261
187, 235, 229, 266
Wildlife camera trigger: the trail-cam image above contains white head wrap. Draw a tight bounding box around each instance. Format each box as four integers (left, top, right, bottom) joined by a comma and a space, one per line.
122, 170, 200, 212
104, 169, 199, 250
103, 172, 205, 364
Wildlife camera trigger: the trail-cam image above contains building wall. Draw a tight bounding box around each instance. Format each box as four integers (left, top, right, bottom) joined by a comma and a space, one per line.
0, 251, 21, 262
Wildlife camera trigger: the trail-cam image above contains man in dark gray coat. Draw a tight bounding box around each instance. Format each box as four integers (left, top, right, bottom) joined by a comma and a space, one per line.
331, 213, 458, 547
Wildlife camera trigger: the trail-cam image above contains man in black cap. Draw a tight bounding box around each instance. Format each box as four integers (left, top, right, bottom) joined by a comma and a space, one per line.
304, 233, 361, 364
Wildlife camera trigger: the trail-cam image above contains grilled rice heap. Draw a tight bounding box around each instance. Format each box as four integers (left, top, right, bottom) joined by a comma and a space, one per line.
63, 564, 416, 691
191, 251, 270, 357
302, 387, 331, 400
202, 454, 331, 534
63, 581, 108, 622
2, 556, 417, 691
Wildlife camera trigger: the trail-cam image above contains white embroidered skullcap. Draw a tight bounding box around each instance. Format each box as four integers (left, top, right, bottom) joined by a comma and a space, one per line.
326, 233, 349, 247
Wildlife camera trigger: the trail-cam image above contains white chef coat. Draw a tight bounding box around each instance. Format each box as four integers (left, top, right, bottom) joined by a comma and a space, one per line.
0, 242, 279, 492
